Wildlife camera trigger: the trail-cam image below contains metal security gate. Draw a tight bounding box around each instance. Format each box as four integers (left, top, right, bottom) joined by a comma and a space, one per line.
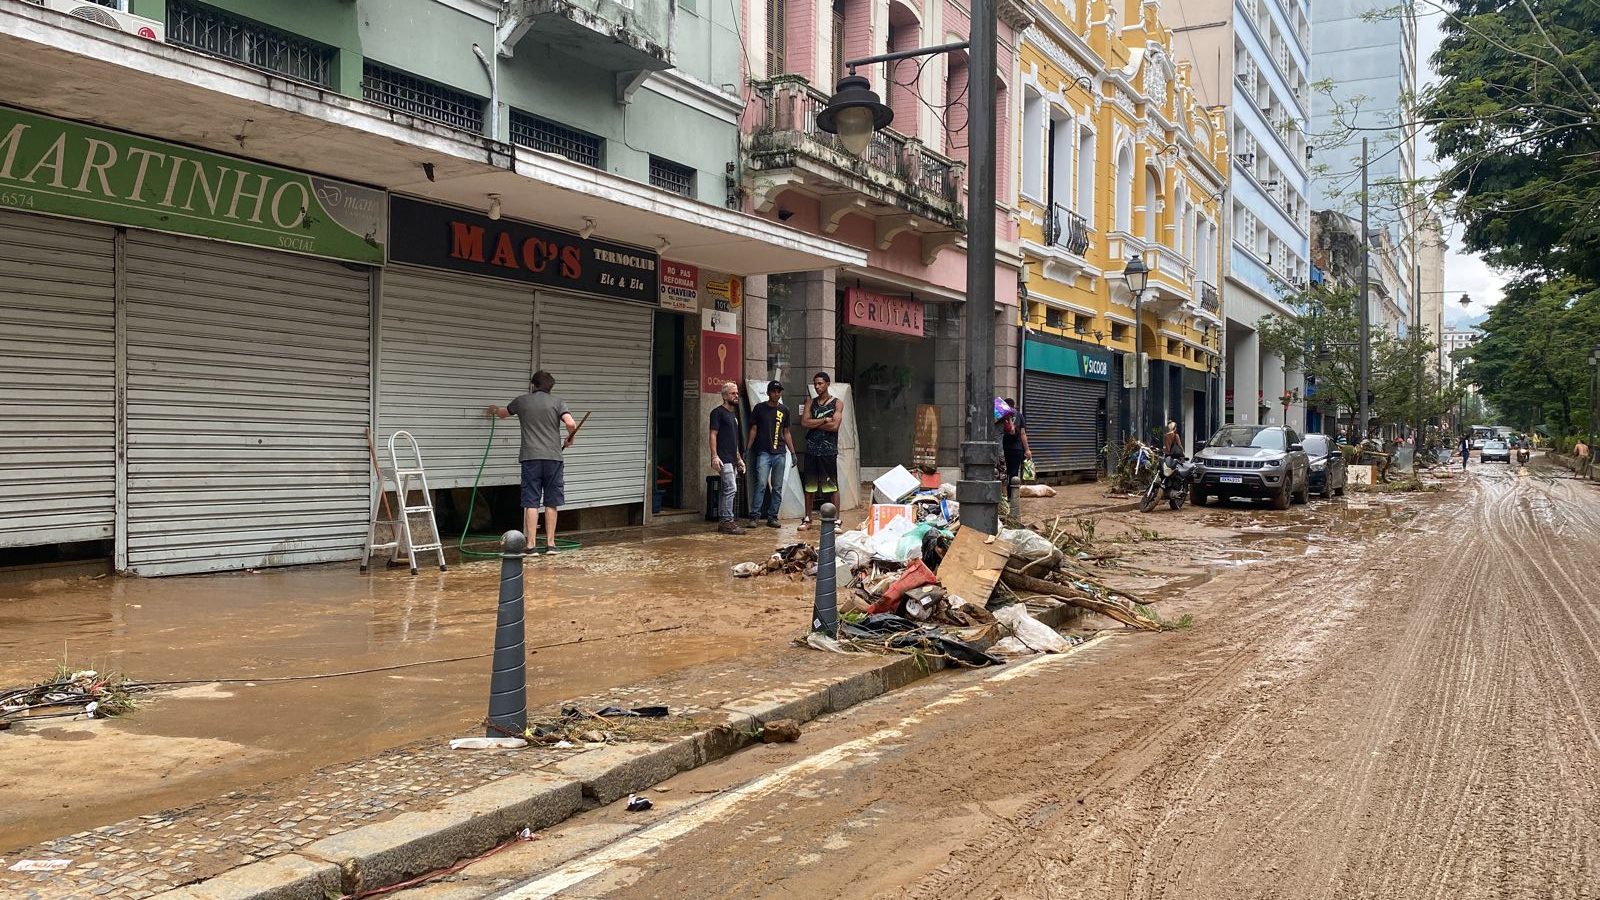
0, 211, 117, 547
123, 232, 372, 576
379, 266, 535, 489
535, 292, 652, 508
1024, 371, 1103, 475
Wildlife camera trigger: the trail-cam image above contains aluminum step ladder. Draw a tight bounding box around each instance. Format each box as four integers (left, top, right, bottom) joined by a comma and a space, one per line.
362, 430, 448, 575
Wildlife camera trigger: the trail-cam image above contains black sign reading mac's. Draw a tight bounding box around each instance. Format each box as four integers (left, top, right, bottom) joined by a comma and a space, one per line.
388, 196, 659, 304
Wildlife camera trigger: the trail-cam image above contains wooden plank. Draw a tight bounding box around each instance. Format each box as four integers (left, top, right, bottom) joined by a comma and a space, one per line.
936, 527, 1015, 606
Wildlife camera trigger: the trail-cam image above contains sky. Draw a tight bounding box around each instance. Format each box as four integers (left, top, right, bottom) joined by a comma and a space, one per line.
1414, 3, 1507, 329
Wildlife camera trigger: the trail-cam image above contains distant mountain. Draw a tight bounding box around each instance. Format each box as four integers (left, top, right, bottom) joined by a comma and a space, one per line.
1443, 309, 1487, 330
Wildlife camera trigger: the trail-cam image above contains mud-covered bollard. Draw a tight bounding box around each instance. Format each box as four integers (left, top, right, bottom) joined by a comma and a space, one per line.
811, 503, 839, 637
486, 530, 528, 738
1008, 476, 1021, 519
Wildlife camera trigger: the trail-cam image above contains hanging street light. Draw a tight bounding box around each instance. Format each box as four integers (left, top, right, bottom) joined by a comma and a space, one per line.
816, 74, 893, 157
1459, 293, 1471, 309
1121, 254, 1150, 443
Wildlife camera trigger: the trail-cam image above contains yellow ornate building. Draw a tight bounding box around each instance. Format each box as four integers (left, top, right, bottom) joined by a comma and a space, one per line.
1011, 0, 1228, 472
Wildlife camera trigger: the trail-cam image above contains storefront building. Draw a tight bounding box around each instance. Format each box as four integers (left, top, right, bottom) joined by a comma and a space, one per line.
0, 3, 864, 574
740, 0, 1031, 485
1014, 0, 1228, 461
1020, 333, 1111, 475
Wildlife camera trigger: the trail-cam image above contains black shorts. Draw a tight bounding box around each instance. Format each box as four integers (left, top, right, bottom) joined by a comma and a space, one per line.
802, 454, 838, 495
520, 459, 565, 509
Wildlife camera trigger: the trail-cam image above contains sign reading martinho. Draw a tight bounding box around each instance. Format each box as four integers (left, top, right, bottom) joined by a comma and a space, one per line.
0, 106, 386, 264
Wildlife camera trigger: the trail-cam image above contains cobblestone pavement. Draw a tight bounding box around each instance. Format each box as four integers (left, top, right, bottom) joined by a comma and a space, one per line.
1, 652, 881, 900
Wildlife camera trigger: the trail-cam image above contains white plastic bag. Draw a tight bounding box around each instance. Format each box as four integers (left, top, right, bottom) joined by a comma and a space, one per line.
994, 603, 1074, 653
999, 527, 1056, 562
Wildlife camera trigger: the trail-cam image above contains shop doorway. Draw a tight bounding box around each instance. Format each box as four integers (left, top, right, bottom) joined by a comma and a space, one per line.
652, 312, 687, 511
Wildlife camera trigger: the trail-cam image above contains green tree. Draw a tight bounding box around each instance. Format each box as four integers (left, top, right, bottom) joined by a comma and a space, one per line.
1459, 276, 1600, 434
1422, 0, 1600, 281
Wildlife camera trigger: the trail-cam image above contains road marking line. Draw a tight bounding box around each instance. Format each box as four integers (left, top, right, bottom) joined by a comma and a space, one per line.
495, 633, 1118, 899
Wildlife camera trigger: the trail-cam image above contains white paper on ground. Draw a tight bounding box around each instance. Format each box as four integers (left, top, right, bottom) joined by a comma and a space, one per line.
449, 737, 528, 750
9, 860, 71, 872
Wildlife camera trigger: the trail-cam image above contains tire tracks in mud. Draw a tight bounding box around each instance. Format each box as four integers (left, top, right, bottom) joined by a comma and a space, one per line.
896, 470, 1600, 900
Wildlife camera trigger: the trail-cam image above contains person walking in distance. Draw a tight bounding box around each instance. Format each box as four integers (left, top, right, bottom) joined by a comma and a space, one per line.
1163, 420, 1184, 457
746, 380, 795, 528
799, 371, 843, 529
1458, 434, 1471, 471
487, 370, 578, 552
710, 382, 747, 535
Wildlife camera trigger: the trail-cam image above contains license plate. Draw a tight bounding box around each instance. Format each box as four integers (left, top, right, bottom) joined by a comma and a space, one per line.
1220, 475, 1243, 484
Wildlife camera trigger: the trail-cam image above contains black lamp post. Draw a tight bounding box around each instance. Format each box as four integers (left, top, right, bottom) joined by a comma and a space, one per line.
1121, 254, 1150, 443
818, 35, 996, 532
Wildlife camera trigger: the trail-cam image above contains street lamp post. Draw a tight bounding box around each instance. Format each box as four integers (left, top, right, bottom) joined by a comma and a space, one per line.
817, 29, 1000, 532
1121, 255, 1150, 443
1589, 344, 1600, 442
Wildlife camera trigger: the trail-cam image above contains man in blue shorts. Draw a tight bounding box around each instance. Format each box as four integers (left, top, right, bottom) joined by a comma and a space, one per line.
487, 370, 578, 551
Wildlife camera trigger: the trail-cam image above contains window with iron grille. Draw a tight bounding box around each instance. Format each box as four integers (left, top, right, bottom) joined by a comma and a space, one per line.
510, 112, 604, 168
1045, 308, 1065, 330
363, 61, 484, 133
649, 157, 696, 198
167, 0, 337, 88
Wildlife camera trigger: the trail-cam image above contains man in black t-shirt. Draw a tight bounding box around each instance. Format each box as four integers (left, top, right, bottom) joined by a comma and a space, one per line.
745, 381, 796, 528
709, 382, 746, 534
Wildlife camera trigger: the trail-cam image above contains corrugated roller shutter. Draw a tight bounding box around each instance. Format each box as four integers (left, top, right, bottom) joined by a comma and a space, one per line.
123, 232, 371, 576
1024, 372, 1101, 474
379, 266, 533, 488
0, 211, 116, 547
535, 293, 651, 508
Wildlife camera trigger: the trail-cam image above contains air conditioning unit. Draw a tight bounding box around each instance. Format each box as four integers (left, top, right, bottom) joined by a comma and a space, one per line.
19, 0, 165, 41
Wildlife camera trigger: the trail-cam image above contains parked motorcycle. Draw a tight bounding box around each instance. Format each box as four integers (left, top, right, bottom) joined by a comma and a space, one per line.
1140, 453, 1194, 512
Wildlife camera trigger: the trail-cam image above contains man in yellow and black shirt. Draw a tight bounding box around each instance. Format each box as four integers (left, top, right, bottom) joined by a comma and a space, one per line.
745, 380, 797, 528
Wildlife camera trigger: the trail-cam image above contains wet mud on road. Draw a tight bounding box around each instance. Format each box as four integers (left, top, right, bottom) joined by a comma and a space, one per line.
399, 458, 1600, 899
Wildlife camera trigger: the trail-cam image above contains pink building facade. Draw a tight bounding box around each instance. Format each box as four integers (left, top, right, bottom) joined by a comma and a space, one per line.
737, 0, 1031, 477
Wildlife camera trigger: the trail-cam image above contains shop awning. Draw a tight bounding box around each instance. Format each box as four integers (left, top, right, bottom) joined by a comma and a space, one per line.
0, 5, 868, 276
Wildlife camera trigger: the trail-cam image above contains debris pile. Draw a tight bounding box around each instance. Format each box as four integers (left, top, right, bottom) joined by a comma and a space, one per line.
0, 669, 145, 727
733, 542, 819, 578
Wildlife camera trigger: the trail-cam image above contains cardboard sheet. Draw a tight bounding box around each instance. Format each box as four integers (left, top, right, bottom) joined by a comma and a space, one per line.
937, 527, 1015, 606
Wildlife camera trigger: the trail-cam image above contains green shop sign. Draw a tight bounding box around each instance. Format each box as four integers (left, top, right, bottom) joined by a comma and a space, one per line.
1025, 337, 1111, 382
0, 106, 385, 264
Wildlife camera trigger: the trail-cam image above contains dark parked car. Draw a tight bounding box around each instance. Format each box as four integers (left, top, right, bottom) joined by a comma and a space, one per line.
1301, 433, 1347, 498
1192, 425, 1311, 510
1480, 439, 1511, 463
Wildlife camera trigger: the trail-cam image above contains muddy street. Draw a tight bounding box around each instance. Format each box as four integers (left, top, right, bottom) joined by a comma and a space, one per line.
404, 460, 1600, 899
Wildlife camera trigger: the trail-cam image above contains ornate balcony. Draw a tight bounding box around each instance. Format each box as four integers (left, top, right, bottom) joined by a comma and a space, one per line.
1043, 204, 1090, 256
499, 0, 672, 78
745, 76, 965, 262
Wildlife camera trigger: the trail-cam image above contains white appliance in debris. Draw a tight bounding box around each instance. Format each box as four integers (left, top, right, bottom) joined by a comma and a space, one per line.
18, 0, 166, 41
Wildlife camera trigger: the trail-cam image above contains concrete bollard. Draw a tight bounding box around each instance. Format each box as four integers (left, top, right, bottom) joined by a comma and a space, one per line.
1008, 476, 1021, 519
486, 530, 528, 738
811, 503, 838, 637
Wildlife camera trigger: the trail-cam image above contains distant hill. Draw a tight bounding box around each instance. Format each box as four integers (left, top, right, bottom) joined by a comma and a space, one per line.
1443, 308, 1487, 330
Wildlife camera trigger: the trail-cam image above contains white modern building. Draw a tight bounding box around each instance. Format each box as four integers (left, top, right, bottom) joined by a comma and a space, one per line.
1309, 0, 1420, 317
1165, 0, 1313, 430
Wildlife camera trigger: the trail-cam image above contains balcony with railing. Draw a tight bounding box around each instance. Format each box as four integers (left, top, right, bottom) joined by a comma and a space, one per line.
1199, 280, 1219, 313
745, 75, 966, 250
1043, 203, 1090, 256
499, 0, 672, 73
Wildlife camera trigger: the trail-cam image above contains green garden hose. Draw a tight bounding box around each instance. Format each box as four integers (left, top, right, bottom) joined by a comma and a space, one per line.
456, 416, 582, 558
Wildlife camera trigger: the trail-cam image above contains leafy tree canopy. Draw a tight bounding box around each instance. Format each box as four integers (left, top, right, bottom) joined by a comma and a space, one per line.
1458, 275, 1600, 433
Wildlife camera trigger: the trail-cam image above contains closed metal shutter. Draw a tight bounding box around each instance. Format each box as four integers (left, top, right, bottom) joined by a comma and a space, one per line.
123, 232, 371, 575
379, 266, 533, 488
0, 211, 116, 547
1024, 371, 1102, 475
535, 293, 651, 508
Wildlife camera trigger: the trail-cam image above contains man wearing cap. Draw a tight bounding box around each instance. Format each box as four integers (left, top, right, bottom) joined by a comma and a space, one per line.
745, 380, 796, 528
486, 370, 579, 552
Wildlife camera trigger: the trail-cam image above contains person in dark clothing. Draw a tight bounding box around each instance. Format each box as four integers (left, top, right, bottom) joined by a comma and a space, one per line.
799, 371, 843, 529
1459, 435, 1471, 470
709, 382, 746, 534
1001, 397, 1031, 482
745, 381, 795, 528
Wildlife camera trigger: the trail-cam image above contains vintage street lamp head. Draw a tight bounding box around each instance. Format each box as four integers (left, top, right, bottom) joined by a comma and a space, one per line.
1121, 254, 1149, 295
818, 73, 893, 157
1458, 293, 1471, 309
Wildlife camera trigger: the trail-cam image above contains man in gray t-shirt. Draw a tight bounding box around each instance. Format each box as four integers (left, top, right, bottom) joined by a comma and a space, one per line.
487, 370, 578, 551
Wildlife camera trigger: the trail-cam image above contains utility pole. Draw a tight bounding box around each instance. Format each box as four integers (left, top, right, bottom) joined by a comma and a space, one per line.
1358, 138, 1371, 440
1413, 262, 1423, 459
958, 0, 1001, 534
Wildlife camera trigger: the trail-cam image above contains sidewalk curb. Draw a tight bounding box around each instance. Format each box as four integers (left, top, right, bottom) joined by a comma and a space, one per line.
155, 605, 1083, 900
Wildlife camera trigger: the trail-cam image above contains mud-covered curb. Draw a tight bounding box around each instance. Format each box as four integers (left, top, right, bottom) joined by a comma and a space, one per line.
153, 604, 1085, 900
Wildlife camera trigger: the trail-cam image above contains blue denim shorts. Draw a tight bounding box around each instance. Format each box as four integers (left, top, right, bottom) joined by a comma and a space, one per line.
520, 459, 565, 509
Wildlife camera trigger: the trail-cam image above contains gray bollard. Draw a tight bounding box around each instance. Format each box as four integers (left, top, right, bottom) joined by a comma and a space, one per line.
1008, 476, 1021, 519
486, 530, 528, 738
811, 503, 838, 637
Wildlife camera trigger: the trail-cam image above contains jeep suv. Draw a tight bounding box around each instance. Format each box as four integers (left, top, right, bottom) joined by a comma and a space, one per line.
1192, 425, 1311, 510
